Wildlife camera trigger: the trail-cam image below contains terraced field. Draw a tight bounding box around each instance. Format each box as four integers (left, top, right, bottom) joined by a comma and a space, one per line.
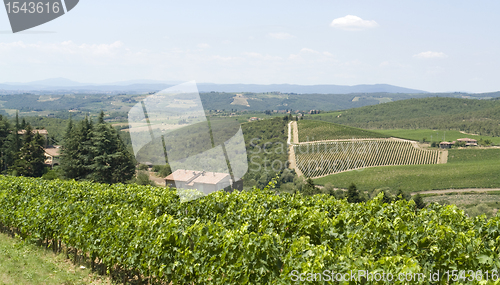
294, 138, 441, 178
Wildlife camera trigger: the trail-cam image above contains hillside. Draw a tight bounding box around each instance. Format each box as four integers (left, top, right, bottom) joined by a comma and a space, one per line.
296, 120, 389, 142
308, 97, 500, 137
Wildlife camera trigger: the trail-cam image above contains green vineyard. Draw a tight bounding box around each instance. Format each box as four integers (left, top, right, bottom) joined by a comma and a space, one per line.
294, 139, 441, 178
1, 176, 500, 284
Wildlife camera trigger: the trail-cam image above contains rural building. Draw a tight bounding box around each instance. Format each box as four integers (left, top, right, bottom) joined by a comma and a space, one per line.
18, 129, 48, 137
456, 138, 478, 146
44, 145, 61, 167
165, 169, 238, 194
439, 142, 453, 149
248, 117, 260, 122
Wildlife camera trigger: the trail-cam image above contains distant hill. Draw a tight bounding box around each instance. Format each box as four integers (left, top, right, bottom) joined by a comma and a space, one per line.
196, 83, 427, 94
307, 97, 500, 137
0, 78, 427, 94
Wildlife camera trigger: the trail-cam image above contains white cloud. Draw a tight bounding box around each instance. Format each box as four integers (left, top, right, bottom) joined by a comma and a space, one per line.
413, 51, 448, 59
243, 52, 282, 60
268, 32, 295, 40
198, 43, 210, 49
330, 15, 378, 31
300, 48, 319, 54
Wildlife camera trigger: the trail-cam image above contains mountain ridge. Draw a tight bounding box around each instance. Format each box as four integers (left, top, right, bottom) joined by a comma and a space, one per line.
0, 78, 428, 94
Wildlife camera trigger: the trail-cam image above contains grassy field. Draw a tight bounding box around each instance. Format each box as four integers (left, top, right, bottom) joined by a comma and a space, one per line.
377, 128, 500, 145
297, 120, 389, 142
0, 232, 110, 285
314, 148, 500, 193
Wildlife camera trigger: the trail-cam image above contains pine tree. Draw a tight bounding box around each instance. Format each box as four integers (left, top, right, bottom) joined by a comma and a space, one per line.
88, 111, 134, 183
61, 112, 135, 183
11, 124, 46, 177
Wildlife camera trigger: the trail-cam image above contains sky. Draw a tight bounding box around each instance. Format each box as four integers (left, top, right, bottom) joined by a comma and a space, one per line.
0, 0, 499, 93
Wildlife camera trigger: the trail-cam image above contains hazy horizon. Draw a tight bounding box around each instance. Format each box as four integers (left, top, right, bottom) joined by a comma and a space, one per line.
1, 1, 500, 93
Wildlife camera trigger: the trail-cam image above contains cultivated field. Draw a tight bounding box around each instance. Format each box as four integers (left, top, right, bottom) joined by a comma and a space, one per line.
377, 128, 500, 145
314, 148, 500, 194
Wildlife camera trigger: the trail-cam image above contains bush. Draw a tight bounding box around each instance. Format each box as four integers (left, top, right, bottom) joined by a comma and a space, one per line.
42, 169, 60, 180
137, 164, 149, 170
135, 171, 156, 186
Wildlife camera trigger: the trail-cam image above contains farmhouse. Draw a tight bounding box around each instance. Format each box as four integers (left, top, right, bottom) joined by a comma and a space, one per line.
456, 138, 478, 146
439, 141, 453, 149
44, 145, 61, 167
165, 169, 233, 195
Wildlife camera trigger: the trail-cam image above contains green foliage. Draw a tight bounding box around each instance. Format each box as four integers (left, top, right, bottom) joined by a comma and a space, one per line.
3, 176, 500, 283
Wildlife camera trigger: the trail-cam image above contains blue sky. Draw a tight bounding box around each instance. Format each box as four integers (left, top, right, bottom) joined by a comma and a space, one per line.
0, 0, 499, 93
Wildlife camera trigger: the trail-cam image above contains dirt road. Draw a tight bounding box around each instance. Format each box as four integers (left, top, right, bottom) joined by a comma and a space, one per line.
411, 188, 500, 196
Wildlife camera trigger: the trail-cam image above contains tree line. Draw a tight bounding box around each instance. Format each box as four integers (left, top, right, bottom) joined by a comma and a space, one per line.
0, 111, 136, 184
